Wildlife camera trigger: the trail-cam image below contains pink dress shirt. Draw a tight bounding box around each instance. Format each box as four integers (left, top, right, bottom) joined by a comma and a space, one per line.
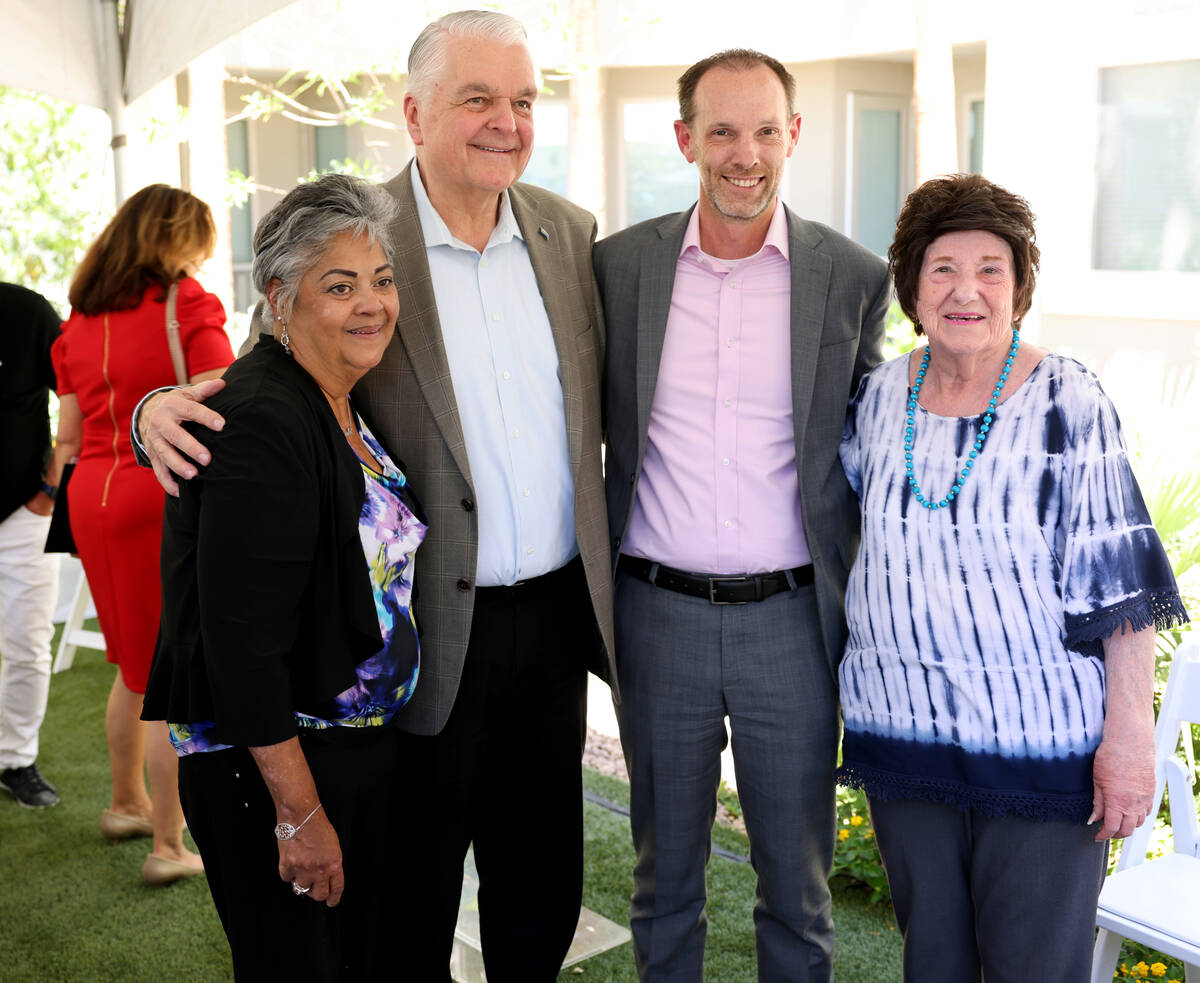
623, 201, 811, 575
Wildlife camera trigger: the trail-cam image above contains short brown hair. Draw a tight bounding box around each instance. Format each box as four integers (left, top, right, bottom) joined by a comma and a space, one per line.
677, 49, 796, 125
69, 184, 216, 315
890, 173, 1040, 334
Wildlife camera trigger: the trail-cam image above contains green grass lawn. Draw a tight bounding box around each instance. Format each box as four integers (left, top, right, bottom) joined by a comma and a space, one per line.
1, 636, 901, 982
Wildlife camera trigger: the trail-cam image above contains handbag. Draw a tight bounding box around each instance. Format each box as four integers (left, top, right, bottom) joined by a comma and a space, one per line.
44, 461, 77, 553
164, 282, 189, 386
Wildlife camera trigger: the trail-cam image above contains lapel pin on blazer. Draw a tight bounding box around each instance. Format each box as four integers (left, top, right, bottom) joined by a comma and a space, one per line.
538, 226, 550, 240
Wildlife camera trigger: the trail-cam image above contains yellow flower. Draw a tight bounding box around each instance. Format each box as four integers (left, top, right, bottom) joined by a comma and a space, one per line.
1132, 962, 1150, 977
850, 814, 865, 826
864, 829, 875, 839
838, 829, 851, 841
1149, 967, 1166, 978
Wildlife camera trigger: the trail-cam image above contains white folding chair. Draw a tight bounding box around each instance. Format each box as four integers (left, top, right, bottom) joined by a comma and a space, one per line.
1091, 639, 1200, 983
52, 570, 106, 673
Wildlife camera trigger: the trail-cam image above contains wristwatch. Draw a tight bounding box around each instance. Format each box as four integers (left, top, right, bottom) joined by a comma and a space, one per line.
39, 481, 57, 500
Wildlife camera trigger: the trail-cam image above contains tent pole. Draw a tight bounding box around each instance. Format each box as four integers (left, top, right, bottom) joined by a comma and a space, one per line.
99, 0, 129, 202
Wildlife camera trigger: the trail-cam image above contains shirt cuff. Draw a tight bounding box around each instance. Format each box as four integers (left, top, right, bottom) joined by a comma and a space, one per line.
130, 386, 181, 468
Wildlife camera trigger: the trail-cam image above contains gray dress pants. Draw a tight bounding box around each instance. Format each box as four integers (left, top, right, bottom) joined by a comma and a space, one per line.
615, 569, 839, 982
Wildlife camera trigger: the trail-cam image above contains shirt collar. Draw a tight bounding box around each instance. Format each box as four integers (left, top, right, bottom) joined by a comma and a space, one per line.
680, 197, 790, 269
409, 163, 524, 252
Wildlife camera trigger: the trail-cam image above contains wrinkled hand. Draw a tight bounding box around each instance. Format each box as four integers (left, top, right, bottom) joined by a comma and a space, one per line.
277, 811, 344, 907
1091, 730, 1155, 841
140, 380, 227, 496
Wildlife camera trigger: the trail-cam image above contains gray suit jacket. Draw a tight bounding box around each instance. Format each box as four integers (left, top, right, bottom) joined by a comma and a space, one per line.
350, 162, 616, 734
594, 203, 888, 673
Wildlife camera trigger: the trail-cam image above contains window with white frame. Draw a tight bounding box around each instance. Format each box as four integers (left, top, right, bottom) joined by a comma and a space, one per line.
1094, 59, 1200, 272
227, 119, 255, 314
622, 101, 696, 229
845, 93, 909, 257
522, 102, 568, 197
314, 124, 348, 173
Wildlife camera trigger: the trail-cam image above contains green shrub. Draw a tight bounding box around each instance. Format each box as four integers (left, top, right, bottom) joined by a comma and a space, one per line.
830, 785, 891, 904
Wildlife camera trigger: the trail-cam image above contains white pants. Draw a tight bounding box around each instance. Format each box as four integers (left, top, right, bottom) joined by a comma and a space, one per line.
0, 505, 59, 770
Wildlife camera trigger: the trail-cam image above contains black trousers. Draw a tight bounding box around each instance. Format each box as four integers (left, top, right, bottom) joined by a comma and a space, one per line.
178, 726, 403, 982
397, 557, 594, 982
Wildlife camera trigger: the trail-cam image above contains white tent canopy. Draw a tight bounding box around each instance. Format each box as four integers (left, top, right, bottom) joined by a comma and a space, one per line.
5, 0, 293, 108
5, 0, 292, 198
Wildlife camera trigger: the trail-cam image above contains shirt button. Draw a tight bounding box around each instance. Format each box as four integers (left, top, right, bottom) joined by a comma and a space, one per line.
730, 281, 738, 288
726, 339, 734, 348
512, 428, 520, 439
526, 546, 535, 556
480, 258, 488, 268
523, 488, 531, 497
721, 457, 730, 466
461, 498, 475, 512
724, 399, 732, 408
723, 520, 732, 528
502, 370, 511, 380
456, 577, 472, 592
492, 313, 501, 321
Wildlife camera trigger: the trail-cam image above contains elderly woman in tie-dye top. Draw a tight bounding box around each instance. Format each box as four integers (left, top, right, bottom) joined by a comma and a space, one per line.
142, 175, 425, 981
837, 173, 1187, 983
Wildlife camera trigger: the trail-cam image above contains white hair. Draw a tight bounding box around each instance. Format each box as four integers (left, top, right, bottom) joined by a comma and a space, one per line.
406, 9, 530, 104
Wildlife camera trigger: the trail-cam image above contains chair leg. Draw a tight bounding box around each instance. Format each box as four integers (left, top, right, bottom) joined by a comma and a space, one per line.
1186, 961, 1199, 983
1090, 928, 1123, 983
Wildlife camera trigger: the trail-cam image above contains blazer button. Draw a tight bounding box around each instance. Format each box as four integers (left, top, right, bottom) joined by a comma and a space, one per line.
461, 498, 474, 512
456, 577, 472, 592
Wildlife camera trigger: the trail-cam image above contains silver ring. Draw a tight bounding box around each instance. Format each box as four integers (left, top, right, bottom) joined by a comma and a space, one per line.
292, 881, 311, 895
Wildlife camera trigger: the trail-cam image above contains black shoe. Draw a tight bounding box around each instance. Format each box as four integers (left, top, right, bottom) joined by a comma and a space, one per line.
0, 763, 60, 808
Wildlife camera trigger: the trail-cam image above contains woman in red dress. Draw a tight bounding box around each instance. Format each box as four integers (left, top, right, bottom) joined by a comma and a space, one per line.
48, 185, 235, 883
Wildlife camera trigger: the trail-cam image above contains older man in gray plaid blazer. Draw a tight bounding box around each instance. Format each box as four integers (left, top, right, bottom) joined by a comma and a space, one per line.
136, 11, 615, 982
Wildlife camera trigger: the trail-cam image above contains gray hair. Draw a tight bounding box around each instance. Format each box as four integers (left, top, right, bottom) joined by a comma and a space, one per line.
251, 173, 399, 322
406, 9, 529, 105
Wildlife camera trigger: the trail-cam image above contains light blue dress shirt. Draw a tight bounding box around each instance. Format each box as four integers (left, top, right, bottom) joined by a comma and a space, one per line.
410, 165, 577, 586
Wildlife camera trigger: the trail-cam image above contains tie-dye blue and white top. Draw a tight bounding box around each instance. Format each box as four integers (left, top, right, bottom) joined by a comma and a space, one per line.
169, 417, 426, 755
837, 352, 1187, 822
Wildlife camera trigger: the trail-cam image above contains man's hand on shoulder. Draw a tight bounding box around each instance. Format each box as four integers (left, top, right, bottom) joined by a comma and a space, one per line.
140, 380, 228, 496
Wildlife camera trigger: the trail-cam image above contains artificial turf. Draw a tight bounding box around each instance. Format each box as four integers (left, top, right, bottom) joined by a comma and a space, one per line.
0, 633, 902, 982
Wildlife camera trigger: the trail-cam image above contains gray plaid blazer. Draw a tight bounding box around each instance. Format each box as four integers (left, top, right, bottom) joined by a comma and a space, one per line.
594, 203, 889, 674
354, 162, 616, 735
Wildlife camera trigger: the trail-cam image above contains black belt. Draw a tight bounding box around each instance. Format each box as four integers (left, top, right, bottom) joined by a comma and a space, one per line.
620, 555, 813, 605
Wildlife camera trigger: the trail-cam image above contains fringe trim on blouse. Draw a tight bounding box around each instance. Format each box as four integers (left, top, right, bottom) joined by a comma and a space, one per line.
1065, 590, 1190, 650
836, 764, 1094, 824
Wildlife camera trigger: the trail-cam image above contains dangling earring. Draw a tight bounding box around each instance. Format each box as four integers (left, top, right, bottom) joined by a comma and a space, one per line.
276, 313, 291, 355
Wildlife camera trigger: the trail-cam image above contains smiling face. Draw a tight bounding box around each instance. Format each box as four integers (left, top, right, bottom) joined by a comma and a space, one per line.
270, 230, 398, 394
404, 37, 536, 213
915, 229, 1016, 360
675, 63, 800, 228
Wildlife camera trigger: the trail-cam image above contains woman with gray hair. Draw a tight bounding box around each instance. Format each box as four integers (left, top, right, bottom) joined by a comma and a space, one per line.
142, 173, 427, 980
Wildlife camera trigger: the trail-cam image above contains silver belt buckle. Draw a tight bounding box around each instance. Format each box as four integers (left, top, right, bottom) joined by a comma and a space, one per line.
708, 575, 749, 605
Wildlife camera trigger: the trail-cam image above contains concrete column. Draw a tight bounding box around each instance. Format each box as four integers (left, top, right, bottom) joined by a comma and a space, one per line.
568, 0, 606, 235
913, 0, 958, 184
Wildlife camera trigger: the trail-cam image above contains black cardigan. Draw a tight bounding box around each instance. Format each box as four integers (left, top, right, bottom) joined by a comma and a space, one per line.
143, 336, 388, 747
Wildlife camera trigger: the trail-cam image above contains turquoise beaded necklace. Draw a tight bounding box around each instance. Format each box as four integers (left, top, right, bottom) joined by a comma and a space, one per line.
904, 329, 1020, 511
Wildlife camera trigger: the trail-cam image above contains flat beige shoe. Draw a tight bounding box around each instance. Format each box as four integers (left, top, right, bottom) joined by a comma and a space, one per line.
100, 809, 153, 843
141, 853, 204, 885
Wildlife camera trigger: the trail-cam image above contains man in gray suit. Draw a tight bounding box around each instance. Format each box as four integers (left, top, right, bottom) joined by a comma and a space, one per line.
594, 50, 888, 981
136, 11, 614, 981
